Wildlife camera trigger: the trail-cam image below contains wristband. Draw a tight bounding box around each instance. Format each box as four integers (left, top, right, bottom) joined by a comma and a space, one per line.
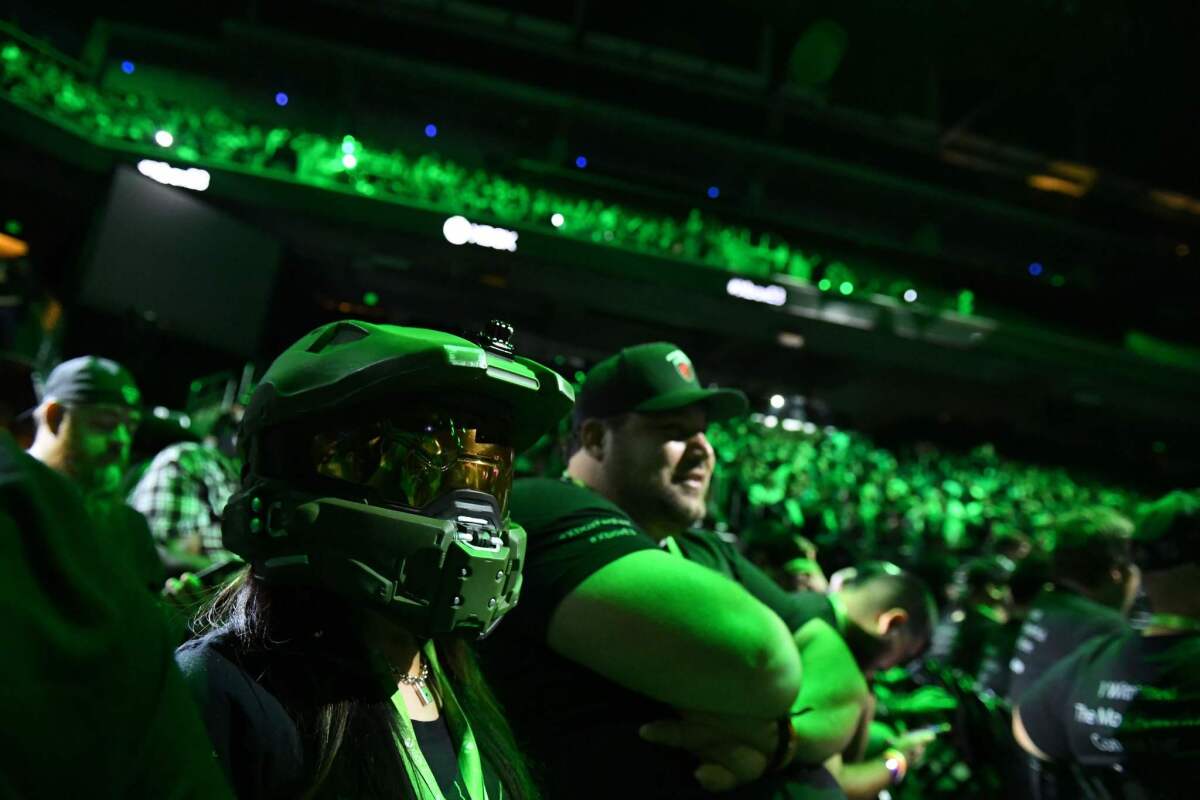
883, 748, 908, 785
767, 715, 797, 772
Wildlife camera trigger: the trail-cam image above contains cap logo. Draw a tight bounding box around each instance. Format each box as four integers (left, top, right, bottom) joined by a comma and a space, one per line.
665, 349, 695, 382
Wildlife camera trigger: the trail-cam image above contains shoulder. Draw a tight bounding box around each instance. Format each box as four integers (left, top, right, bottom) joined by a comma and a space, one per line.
672, 528, 738, 574
0, 433, 81, 511
508, 479, 638, 542
176, 631, 305, 796
141, 442, 217, 476
176, 632, 262, 711
511, 477, 632, 532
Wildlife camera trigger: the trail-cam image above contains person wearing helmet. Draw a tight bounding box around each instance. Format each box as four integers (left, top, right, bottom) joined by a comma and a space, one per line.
175, 320, 573, 800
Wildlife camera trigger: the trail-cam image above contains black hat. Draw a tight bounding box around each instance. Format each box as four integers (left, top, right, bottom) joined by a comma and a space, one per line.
39, 356, 141, 409
1134, 490, 1200, 571
574, 342, 747, 424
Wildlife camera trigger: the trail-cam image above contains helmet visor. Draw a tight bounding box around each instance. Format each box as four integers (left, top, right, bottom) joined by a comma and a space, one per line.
311, 409, 514, 515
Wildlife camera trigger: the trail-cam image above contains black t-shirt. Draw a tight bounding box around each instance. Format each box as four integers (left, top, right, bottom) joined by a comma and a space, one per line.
928, 606, 1005, 677
974, 618, 1023, 697
480, 478, 842, 799
413, 717, 464, 799
670, 529, 834, 633
1008, 589, 1131, 703
0, 432, 231, 799
176, 631, 491, 799
1018, 630, 1200, 798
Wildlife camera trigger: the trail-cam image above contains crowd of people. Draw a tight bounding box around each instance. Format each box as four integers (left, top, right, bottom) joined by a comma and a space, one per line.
708, 418, 1140, 588
0, 27, 971, 307
2, 315, 1197, 799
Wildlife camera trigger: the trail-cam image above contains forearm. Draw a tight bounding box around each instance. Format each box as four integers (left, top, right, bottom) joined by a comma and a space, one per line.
791, 702, 864, 765
788, 619, 869, 762
550, 551, 802, 717
829, 756, 895, 800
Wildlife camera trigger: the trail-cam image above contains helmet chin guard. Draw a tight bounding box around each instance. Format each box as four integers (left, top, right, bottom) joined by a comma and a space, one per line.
225, 483, 525, 638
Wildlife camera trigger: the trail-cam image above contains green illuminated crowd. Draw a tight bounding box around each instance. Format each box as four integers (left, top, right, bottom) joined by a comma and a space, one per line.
1, 31, 963, 309
707, 418, 1138, 570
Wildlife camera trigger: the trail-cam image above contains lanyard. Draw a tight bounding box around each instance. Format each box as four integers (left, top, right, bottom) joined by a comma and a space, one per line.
1144, 613, 1200, 634
662, 535, 683, 558
390, 642, 488, 800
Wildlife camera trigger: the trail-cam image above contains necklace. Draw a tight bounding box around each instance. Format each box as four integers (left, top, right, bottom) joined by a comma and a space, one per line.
392, 658, 434, 705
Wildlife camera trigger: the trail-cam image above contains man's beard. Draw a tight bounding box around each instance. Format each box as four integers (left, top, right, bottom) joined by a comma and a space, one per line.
640, 479, 708, 532
62, 442, 123, 496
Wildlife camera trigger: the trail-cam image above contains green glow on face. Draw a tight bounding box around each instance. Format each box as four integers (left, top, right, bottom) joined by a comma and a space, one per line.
838, 281, 854, 295
363, 291, 379, 306
817, 278, 832, 291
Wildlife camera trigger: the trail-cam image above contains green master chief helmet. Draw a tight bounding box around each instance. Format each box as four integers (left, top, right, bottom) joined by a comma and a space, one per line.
223, 319, 574, 639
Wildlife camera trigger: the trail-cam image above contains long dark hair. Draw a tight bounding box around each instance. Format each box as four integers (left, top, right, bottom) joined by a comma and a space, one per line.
198, 571, 539, 800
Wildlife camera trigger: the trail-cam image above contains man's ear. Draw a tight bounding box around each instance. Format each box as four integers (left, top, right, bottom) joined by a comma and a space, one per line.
877, 608, 909, 637
41, 401, 66, 436
579, 418, 608, 461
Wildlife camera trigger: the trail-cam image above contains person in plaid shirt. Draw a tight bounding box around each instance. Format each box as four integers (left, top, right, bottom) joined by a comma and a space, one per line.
128, 439, 240, 572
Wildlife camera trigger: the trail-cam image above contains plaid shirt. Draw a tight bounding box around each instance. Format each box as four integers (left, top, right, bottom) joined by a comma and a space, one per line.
127, 442, 240, 557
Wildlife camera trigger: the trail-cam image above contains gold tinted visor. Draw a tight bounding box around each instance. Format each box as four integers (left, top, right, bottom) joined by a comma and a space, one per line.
311, 411, 514, 515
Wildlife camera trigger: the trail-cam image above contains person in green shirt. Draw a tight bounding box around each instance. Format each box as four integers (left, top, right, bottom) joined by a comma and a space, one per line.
176, 320, 573, 799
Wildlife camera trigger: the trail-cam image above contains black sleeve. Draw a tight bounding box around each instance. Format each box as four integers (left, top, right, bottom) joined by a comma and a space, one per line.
676, 530, 827, 633
509, 480, 658, 642
1017, 641, 1098, 761
175, 640, 305, 799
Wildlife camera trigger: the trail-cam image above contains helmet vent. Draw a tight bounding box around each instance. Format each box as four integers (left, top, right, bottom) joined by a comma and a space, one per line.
307, 322, 370, 353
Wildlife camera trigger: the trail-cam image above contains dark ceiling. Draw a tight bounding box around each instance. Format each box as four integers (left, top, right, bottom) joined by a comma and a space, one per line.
3, 0, 1198, 484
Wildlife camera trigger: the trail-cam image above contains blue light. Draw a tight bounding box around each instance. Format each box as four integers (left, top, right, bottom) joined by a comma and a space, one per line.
274, 92, 289, 107
1029, 262, 1044, 276
424, 123, 438, 138
707, 186, 720, 199
575, 155, 588, 169
120, 60, 135, 75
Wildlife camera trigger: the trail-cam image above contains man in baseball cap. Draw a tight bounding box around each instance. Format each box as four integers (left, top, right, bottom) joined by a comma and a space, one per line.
26, 356, 143, 499
480, 342, 863, 798
567, 342, 747, 537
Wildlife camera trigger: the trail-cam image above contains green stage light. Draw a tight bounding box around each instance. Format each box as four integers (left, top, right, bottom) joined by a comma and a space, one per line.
363, 291, 379, 307
818, 278, 831, 291
838, 281, 854, 295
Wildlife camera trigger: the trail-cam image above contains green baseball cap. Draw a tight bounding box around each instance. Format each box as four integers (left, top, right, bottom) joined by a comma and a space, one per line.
574, 342, 747, 423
